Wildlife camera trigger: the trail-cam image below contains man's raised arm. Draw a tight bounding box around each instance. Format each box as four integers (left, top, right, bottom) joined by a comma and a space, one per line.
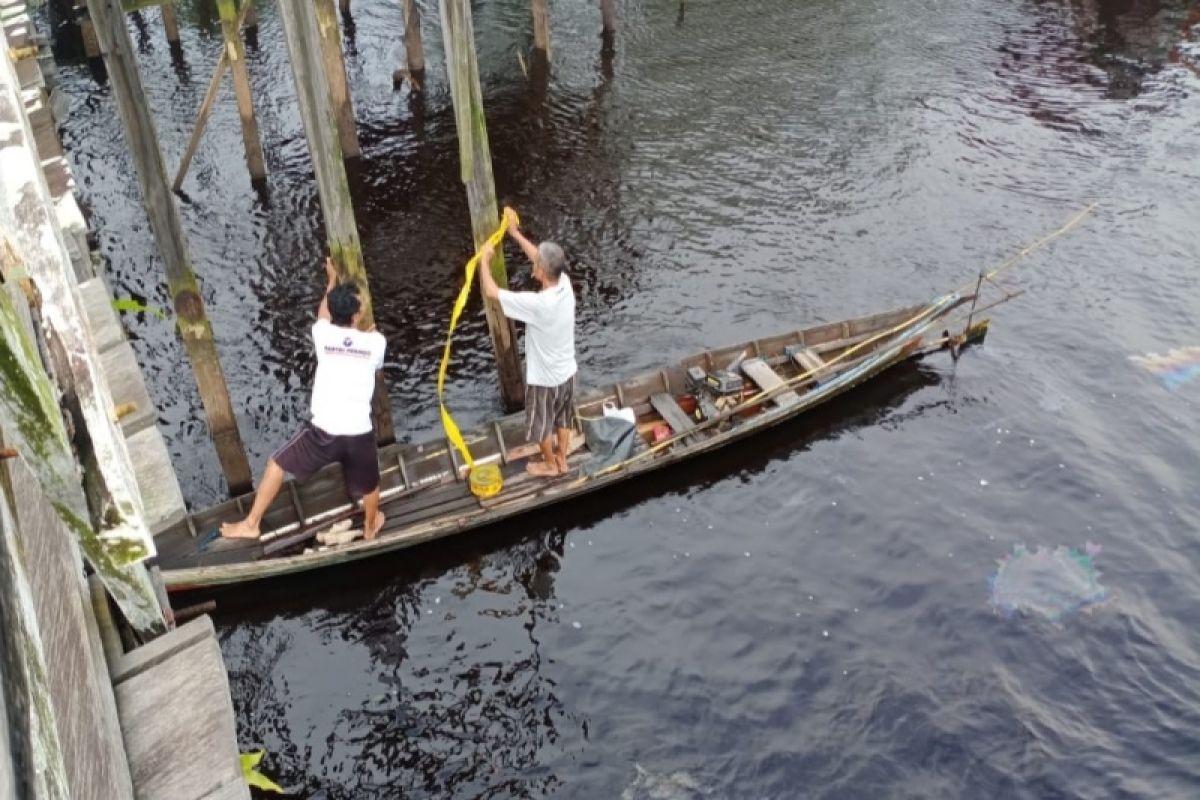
504, 208, 539, 263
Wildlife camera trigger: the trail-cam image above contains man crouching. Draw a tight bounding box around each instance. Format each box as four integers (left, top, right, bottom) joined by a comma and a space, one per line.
221, 257, 386, 540
479, 209, 577, 477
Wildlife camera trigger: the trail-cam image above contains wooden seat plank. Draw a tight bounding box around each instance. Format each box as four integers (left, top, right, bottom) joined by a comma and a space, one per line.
650, 392, 696, 438
740, 357, 802, 408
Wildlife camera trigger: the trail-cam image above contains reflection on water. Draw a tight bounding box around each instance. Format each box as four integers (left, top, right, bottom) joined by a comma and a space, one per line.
49, 0, 1200, 796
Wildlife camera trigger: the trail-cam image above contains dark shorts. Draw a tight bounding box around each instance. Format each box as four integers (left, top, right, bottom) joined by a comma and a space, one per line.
271, 423, 380, 497
525, 376, 576, 443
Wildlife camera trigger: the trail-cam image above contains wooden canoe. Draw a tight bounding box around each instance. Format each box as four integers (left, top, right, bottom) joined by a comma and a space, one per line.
152, 291, 988, 590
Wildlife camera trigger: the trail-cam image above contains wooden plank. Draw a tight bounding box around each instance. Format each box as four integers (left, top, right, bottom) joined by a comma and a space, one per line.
788, 345, 828, 382
649, 392, 696, 438
740, 357, 801, 408
3, 456, 136, 799
77, 277, 125, 354
126, 424, 187, 535
113, 626, 248, 799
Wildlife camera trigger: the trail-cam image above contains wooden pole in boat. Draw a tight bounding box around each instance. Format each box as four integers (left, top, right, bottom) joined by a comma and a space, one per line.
532, 0, 550, 62
216, 0, 267, 182
86, 0, 253, 493
313, 0, 362, 159
395, 0, 426, 91
161, 2, 181, 46
438, 0, 525, 410
277, 0, 395, 443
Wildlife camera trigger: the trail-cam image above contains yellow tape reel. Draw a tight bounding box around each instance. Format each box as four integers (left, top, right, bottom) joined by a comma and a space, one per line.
437, 209, 519, 499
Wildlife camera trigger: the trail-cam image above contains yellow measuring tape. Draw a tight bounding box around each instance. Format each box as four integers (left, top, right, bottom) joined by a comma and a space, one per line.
437, 208, 518, 498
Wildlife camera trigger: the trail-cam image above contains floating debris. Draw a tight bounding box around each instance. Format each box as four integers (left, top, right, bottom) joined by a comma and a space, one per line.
622, 763, 708, 800
1130, 346, 1200, 389
989, 542, 1109, 622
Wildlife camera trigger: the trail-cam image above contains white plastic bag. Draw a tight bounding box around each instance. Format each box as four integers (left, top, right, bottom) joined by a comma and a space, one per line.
602, 401, 636, 425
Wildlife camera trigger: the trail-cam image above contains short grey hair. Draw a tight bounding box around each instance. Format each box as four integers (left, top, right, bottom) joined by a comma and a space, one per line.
537, 241, 566, 278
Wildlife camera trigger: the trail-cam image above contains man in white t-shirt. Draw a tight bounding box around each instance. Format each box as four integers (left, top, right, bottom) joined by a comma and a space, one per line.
480, 209, 577, 477
221, 258, 388, 540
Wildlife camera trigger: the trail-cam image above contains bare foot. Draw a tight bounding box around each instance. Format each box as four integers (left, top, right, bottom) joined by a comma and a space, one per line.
555, 454, 569, 473
220, 518, 261, 540
526, 460, 560, 478
363, 510, 386, 541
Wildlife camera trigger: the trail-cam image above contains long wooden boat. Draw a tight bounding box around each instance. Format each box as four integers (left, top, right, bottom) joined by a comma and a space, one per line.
153, 290, 989, 590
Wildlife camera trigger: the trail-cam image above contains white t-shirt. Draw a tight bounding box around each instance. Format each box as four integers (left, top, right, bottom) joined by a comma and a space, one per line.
310, 319, 386, 435
498, 275, 577, 387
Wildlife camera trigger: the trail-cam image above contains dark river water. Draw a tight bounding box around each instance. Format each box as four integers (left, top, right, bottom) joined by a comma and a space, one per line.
49, 0, 1200, 796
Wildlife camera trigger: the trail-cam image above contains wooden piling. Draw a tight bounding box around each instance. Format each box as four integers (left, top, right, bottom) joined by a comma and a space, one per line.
160, 2, 180, 45
532, 0, 550, 60
243, 1, 258, 31
313, 0, 361, 159
75, 1, 101, 58
277, 0, 395, 442
216, 0, 266, 182
340, 0, 351, 13
601, 0, 616, 34
438, 0, 525, 409
396, 0, 426, 90
86, 0, 254, 493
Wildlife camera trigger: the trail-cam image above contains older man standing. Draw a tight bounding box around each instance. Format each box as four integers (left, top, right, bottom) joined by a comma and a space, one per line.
480, 209, 577, 477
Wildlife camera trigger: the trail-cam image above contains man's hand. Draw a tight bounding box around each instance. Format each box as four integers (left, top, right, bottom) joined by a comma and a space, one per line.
503, 207, 519, 233
324, 256, 338, 287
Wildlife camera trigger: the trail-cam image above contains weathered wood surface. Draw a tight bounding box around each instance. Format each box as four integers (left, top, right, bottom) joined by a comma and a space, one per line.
87, 0, 254, 493
4, 453, 136, 800
216, 0, 266, 181
438, 0, 525, 409
532, 0, 550, 57
277, 0, 395, 443
113, 616, 248, 800
156, 298, 979, 589
0, 436, 71, 800
160, 1, 179, 44
649, 391, 697, 438
600, 0, 616, 32
314, 0, 360, 158
0, 48, 165, 636
399, 0, 425, 88
78, 278, 188, 534
740, 357, 801, 408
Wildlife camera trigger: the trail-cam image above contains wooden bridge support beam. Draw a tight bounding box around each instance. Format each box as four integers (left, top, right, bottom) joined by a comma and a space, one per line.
277, 0, 395, 442
216, 0, 267, 182
438, 0, 525, 409
601, 0, 616, 32
314, 0, 361, 159
395, 0, 426, 91
160, 2, 180, 45
532, 0, 550, 61
86, 0, 254, 494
